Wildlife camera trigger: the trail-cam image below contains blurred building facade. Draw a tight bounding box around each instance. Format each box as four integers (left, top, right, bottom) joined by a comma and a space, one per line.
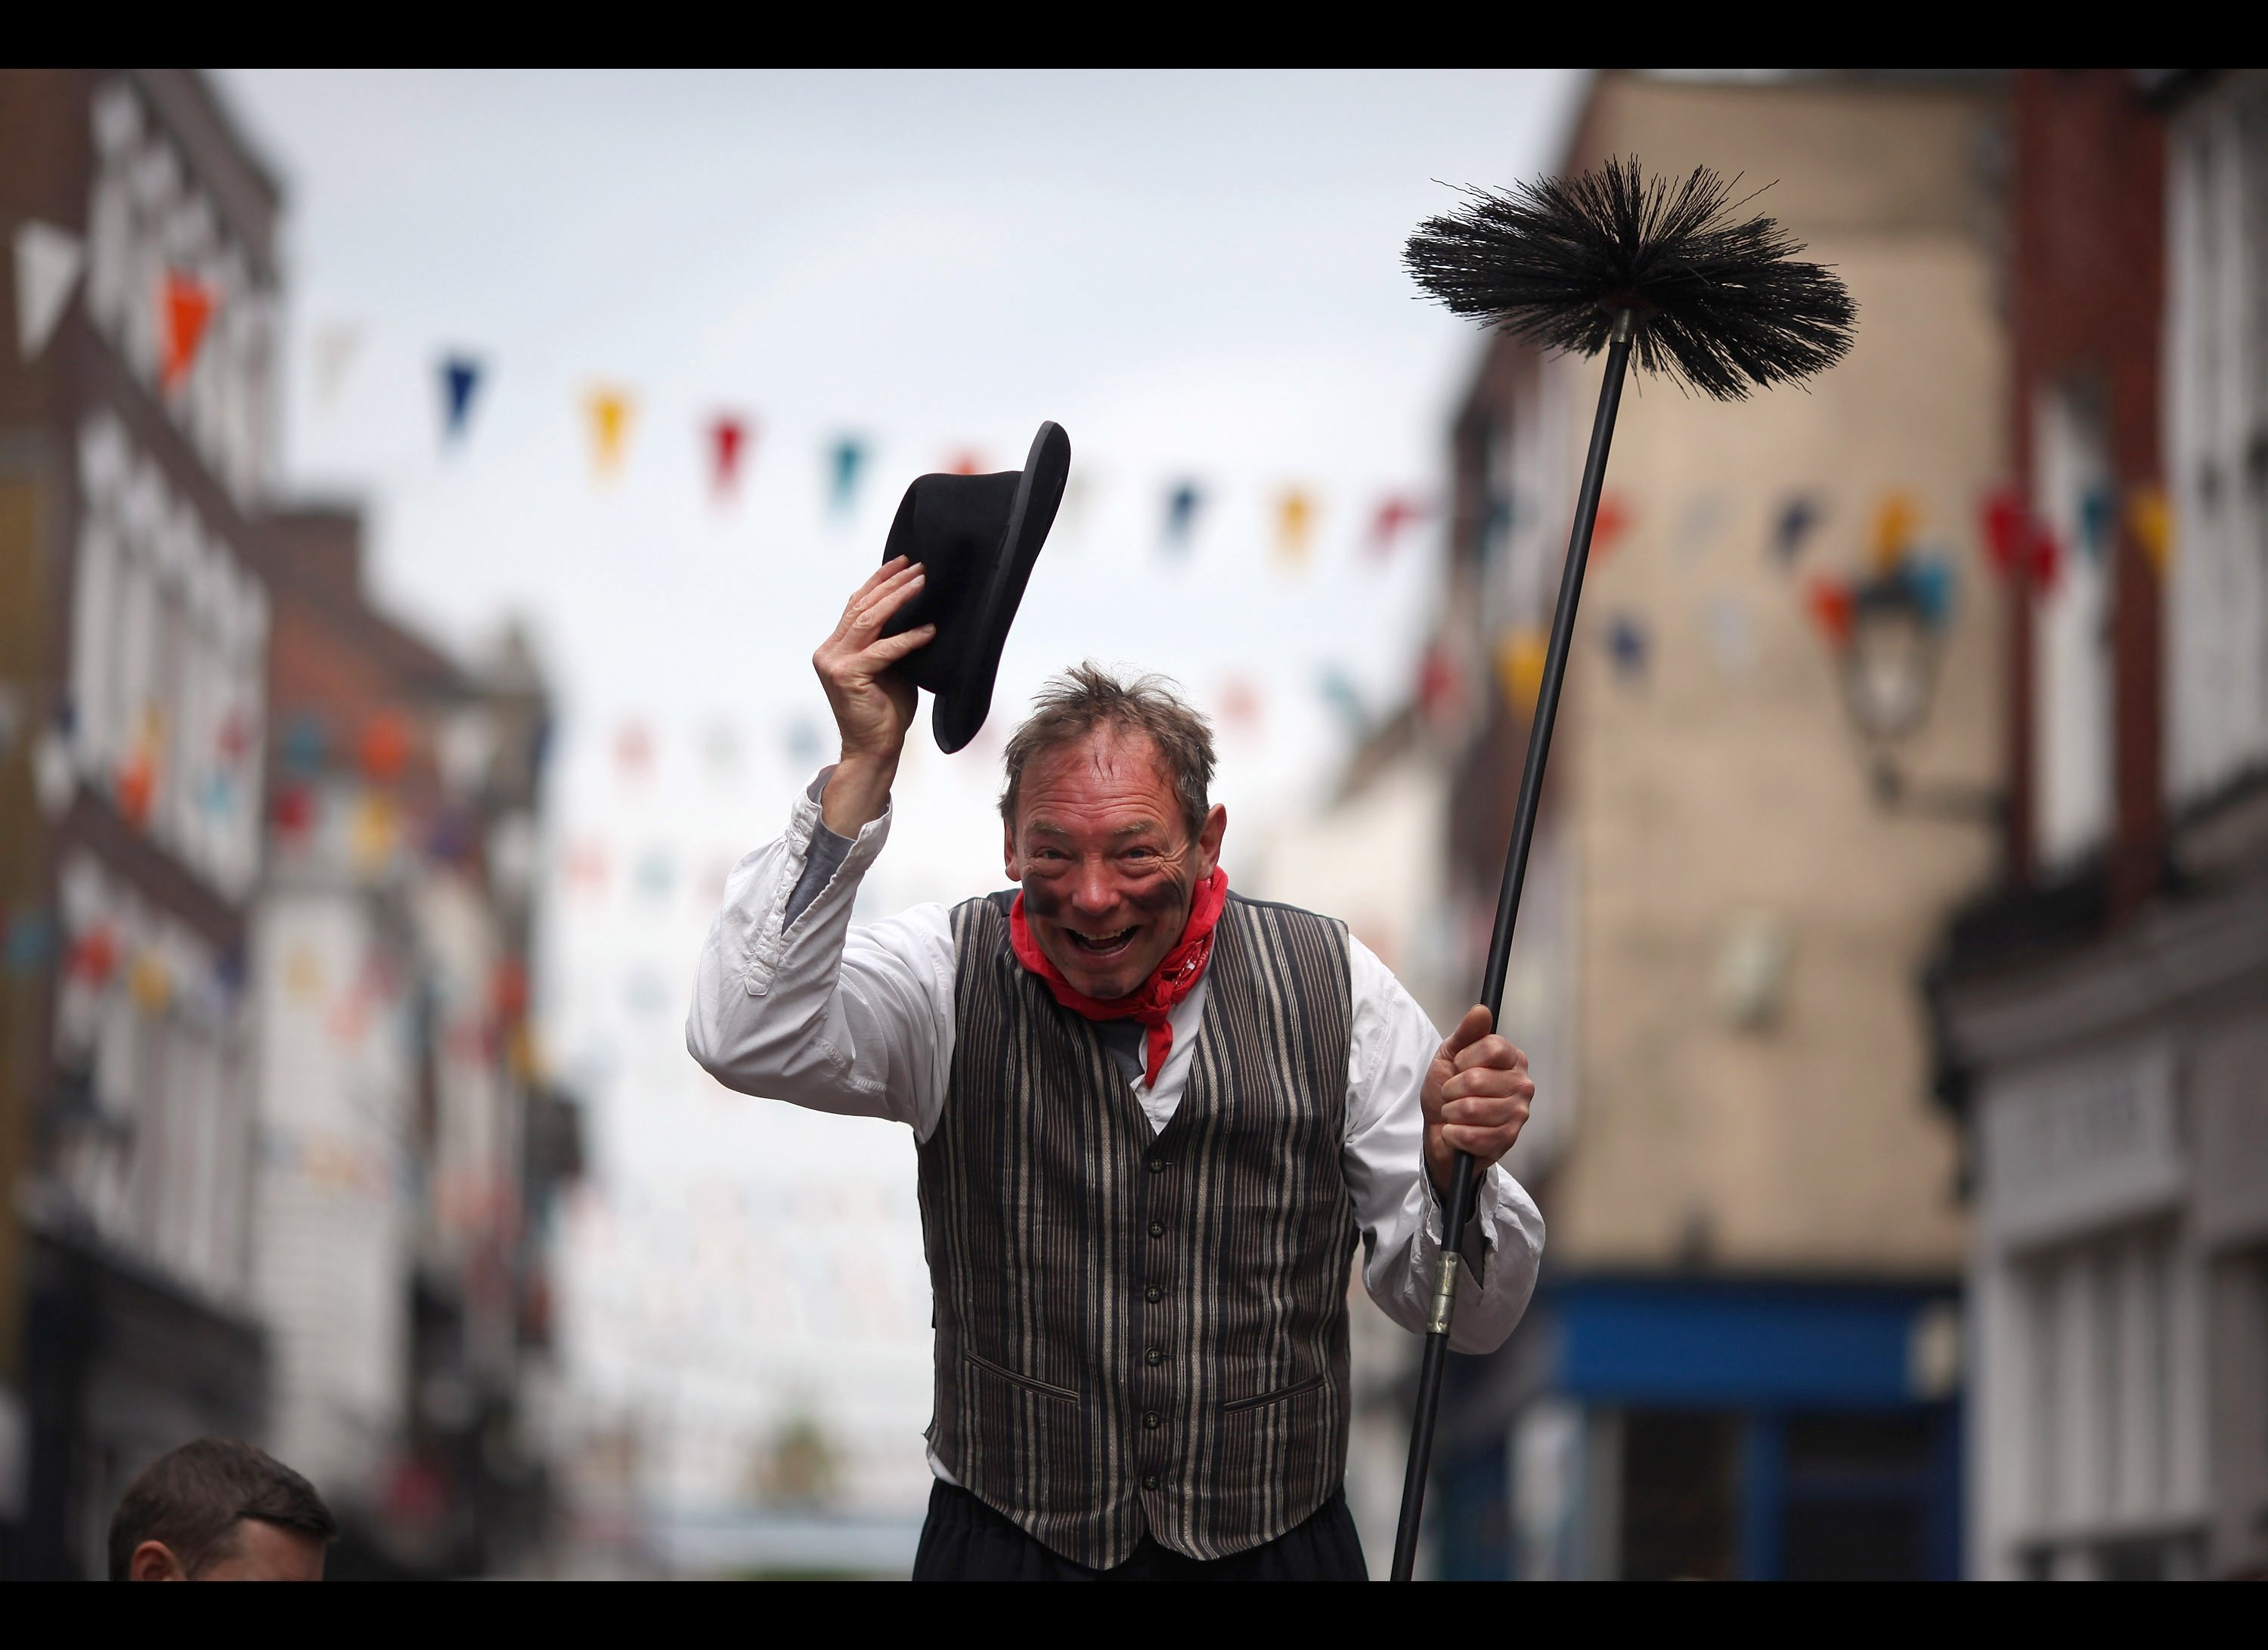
1264, 70, 2011, 1578
1, 67, 280, 1577
1932, 68, 2268, 1582
0, 68, 575, 1577
252, 507, 574, 1577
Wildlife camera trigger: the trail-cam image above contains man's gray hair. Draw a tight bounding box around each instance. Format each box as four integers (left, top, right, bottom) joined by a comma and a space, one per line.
999, 663, 1216, 843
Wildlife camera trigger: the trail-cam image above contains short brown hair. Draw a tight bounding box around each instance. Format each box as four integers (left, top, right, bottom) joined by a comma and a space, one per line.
107, 1437, 336, 1580
1000, 663, 1216, 843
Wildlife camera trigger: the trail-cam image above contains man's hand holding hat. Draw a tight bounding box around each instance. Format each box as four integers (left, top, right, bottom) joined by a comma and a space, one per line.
813, 557, 934, 835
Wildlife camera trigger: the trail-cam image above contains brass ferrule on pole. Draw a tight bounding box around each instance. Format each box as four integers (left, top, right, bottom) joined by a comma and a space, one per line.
1427, 1251, 1461, 1335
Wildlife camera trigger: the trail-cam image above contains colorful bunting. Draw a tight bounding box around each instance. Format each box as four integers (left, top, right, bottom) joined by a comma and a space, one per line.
1415, 640, 1461, 722
67, 925, 119, 988
1869, 491, 1920, 572
946, 449, 987, 476
1591, 493, 1634, 562
1981, 487, 2059, 591
711, 414, 751, 499
2078, 484, 2117, 564
615, 721, 654, 779
1218, 676, 1262, 732
1275, 489, 1315, 567
1163, 481, 1204, 553
2127, 485, 2172, 575
14, 220, 84, 361
1494, 628, 1548, 709
1605, 613, 1650, 681
635, 847, 674, 900
129, 948, 172, 1013
360, 710, 412, 783
116, 738, 157, 830
1772, 495, 1822, 568
785, 715, 824, 768
1804, 577, 1856, 647
1318, 665, 1366, 734
829, 437, 867, 514
441, 354, 483, 445
563, 839, 609, 895
587, 385, 635, 479
350, 793, 398, 872
283, 712, 329, 776
271, 783, 317, 841
1368, 495, 1425, 559
159, 270, 215, 392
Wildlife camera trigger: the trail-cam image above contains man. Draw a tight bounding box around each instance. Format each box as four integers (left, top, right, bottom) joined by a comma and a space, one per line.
689, 559, 1544, 1580
110, 1437, 336, 1581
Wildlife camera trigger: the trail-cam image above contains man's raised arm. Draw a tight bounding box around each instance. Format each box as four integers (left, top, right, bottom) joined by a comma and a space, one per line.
685, 559, 956, 1136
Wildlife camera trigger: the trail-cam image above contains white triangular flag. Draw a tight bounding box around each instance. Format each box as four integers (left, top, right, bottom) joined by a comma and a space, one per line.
14, 221, 85, 361
314, 323, 361, 408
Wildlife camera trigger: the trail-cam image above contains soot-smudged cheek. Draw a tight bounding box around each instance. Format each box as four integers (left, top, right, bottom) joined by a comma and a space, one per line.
1021, 872, 1189, 927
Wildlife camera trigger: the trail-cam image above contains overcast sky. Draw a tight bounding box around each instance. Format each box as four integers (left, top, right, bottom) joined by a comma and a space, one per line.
212, 67, 1582, 1512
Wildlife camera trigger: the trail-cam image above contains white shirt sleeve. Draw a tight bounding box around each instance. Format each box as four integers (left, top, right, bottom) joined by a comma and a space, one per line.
1340, 935, 1545, 1354
685, 771, 958, 1140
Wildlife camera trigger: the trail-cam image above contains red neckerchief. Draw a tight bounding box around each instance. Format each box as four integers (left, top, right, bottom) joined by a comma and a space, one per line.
1008, 867, 1228, 1088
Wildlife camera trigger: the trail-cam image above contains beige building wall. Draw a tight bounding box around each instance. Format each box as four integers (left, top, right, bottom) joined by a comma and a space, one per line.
1537, 74, 2008, 1274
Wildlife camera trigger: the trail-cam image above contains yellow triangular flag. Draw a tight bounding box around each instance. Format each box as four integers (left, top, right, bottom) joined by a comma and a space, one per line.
1494, 628, 1549, 709
2127, 485, 2173, 577
587, 386, 636, 479
1275, 488, 1315, 568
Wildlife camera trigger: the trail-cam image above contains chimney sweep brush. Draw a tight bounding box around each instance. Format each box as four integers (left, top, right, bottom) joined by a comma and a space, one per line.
1390, 157, 1855, 1583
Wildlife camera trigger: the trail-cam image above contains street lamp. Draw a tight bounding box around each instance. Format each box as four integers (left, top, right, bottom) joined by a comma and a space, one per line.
1820, 558, 2002, 823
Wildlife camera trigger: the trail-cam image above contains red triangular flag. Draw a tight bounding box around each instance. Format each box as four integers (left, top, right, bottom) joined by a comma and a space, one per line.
160, 271, 215, 392
711, 415, 751, 498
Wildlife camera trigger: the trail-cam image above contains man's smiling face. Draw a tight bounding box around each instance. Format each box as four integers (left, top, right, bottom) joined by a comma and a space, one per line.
1004, 726, 1227, 1001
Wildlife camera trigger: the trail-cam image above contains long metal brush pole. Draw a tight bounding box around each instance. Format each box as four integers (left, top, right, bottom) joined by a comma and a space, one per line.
1389, 309, 1635, 1583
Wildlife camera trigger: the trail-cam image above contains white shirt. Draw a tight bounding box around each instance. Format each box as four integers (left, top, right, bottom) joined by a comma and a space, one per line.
685, 777, 1545, 1379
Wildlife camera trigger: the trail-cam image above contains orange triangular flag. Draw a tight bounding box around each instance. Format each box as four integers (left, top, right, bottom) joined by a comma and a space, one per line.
587, 386, 634, 478
160, 271, 215, 392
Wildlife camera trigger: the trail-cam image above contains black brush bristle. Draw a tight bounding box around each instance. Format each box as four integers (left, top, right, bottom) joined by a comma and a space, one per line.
1404, 157, 1855, 400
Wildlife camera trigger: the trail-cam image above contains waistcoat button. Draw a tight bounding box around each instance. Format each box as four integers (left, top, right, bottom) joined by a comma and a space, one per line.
1144, 1411, 1162, 1430
1148, 1220, 1165, 1238
1144, 1284, 1163, 1304
1147, 1158, 1167, 1174
1145, 1347, 1163, 1365
1143, 1474, 1160, 1491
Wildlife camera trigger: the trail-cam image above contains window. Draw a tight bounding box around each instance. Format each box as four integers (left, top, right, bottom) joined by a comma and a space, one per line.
2167, 73, 2268, 804
2032, 381, 2117, 867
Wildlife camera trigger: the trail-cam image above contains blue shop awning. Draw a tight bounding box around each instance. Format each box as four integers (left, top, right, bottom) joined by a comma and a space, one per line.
1541, 1276, 1957, 1409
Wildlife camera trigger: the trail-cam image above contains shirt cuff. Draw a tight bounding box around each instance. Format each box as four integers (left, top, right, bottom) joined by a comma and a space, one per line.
742, 765, 891, 998
1422, 1165, 1498, 1280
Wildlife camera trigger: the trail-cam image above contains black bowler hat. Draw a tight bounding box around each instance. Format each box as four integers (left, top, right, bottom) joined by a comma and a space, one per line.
879, 420, 1071, 754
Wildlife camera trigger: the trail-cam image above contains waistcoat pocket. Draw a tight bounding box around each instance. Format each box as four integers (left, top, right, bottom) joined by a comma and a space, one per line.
1219, 1372, 1327, 1414
963, 1348, 1080, 1403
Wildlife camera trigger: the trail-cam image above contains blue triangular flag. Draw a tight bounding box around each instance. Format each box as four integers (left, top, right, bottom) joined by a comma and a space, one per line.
1163, 481, 1203, 552
441, 354, 482, 444
830, 437, 866, 514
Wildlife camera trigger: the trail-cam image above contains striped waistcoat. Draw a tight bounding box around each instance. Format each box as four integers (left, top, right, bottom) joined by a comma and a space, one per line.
918, 889, 1357, 1568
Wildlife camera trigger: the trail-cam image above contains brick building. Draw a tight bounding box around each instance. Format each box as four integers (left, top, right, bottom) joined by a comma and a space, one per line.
1, 68, 280, 1575
1259, 70, 2012, 1577
253, 505, 569, 1576
1931, 68, 2268, 1582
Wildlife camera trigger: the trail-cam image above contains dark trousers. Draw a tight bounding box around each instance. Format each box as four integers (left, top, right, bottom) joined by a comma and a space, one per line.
911, 1480, 1368, 1581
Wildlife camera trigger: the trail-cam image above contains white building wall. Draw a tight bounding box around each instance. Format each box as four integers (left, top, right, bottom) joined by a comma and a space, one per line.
248, 889, 413, 1499
2166, 74, 2268, 805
